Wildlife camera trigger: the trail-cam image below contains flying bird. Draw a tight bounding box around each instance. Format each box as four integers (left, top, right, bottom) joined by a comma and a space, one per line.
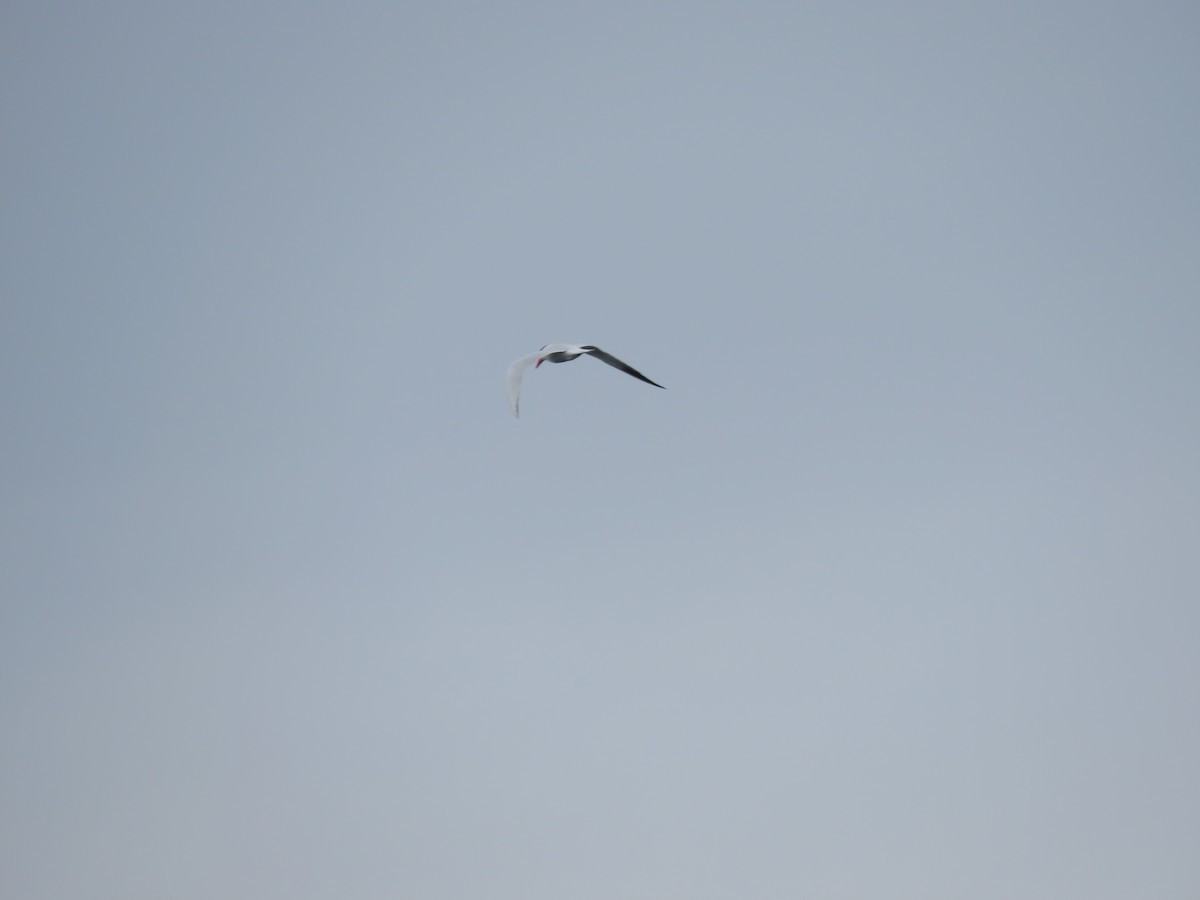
507, 343, 666, 417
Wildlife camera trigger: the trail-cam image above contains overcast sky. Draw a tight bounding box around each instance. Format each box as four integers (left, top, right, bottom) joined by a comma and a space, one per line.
2, 2, 1198, 898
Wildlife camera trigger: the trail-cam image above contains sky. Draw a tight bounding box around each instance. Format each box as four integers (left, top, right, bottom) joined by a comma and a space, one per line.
2, 1, 1198, 897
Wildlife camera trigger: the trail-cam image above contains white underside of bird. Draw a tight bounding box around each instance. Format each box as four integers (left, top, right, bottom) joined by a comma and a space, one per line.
507, 343, 666, 417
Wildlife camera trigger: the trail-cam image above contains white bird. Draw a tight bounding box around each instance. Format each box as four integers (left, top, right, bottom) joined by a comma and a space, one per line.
507, 343, 666, 417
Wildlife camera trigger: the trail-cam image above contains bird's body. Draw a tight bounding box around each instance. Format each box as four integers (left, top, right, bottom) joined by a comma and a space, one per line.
507, 343, 665, 417
536, 344, 588, 365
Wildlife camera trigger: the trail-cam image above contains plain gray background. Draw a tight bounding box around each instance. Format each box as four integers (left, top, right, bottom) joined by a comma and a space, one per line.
2, 2, 1198, 897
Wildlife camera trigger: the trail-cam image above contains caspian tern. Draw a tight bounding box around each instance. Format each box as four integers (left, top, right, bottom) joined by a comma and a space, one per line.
507, 344, 666, 417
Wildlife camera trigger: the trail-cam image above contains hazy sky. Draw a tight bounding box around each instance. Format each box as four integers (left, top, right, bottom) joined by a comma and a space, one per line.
2, 2, 1198, 898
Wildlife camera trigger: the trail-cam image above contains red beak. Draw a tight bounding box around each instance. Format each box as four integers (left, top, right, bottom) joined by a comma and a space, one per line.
535, 358, 544, 368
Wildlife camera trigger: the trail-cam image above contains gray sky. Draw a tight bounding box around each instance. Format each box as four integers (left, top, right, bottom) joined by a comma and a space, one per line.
2, 2, 1198, 897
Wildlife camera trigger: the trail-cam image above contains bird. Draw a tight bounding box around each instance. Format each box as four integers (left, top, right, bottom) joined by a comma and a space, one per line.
507, 343, 666, 417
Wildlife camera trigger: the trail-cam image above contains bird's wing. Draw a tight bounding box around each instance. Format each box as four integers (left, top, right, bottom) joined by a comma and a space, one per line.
506, 352, 541, 417
580, 346, 666, 389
